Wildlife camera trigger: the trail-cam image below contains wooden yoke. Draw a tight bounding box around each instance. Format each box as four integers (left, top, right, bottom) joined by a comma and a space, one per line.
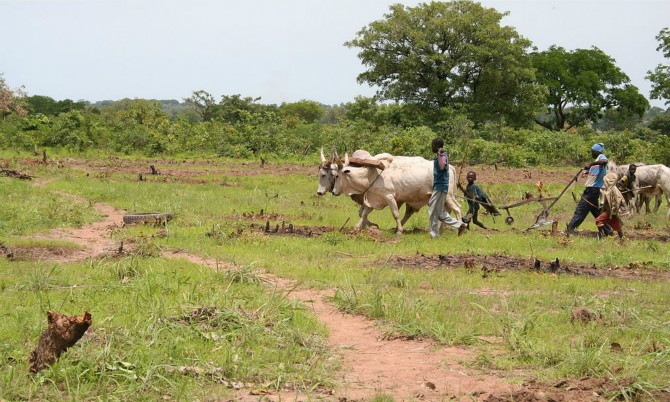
347, 157, 386, 170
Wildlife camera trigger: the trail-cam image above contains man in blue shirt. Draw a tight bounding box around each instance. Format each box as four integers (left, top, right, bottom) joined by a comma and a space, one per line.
566, 143, 612, 235
428, 138, 466, 237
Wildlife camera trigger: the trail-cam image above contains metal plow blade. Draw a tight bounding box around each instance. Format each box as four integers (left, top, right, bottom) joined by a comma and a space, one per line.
527, 211, 553, 230
528, 218, 554, 230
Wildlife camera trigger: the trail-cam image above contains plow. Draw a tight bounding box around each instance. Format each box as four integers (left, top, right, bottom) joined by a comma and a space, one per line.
496, 169, 584, 230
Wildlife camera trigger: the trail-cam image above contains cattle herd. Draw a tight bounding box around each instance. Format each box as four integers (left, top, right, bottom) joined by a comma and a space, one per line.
316, 147, 670, 234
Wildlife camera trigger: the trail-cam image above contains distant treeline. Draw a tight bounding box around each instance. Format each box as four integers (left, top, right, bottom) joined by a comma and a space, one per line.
1, 92, 669, 167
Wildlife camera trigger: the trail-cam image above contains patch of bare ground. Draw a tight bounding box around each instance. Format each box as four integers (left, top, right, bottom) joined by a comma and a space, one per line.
64, 158, 315, 179
168, 251, 515, 401
463, 166, 584, 186
25, 185, 125, 263
389, 253, 670, 281
1, 244, 80, 262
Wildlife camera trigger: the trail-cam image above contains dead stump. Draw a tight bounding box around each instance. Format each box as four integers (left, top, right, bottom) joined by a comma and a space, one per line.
29, 311, 92, 373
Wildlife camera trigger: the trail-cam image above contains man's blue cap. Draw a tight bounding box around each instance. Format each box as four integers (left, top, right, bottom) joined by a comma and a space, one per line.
591, 143, 604, 153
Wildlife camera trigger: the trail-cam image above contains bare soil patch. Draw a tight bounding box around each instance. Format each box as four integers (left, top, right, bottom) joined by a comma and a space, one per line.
169, 251, 515, 401
389, 252, 670, 281
468, 166, 583, 185
65, 158, 314, 179
1, 244, 80, 262
27, 196, 125, 263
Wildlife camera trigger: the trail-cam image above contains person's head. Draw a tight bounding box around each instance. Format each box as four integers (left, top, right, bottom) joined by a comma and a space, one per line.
629, 164, 637, 175
466, 171, 477, 183
591, 142, 604, 158
431, 138, 444, 153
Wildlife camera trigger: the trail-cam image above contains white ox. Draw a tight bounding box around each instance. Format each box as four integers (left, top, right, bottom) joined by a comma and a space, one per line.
609, 162, 663, 213
317, 148, 461, 229
332, 152, 462, 234
631, 164, 670, 216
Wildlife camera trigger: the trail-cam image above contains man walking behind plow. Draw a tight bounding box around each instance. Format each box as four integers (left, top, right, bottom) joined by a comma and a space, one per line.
566, 143, 613, 236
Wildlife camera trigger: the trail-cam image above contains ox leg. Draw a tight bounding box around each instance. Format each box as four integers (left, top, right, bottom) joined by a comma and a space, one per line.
358, 205, 377, 228
654, 194, 663, 213
400, 205, 416, 226
384, 195, 403, 234
355, 206, 373, 229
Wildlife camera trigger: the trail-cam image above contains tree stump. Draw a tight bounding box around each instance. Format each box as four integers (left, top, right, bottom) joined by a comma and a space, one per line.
29, 311, 92, 373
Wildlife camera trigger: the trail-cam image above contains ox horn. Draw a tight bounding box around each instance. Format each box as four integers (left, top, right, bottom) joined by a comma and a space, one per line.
344, 152, 349, 166
320, 147, 326, 164
333, 147, 343, 167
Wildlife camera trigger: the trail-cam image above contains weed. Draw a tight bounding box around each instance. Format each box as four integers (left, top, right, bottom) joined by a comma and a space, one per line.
322, 232, 345, 246
130, 236, 162, 258
329, 284, 361, 314
225, 262, 265, 285
607, 379, 660, 401
111, 256, 147, 279
26, 263, 58, 291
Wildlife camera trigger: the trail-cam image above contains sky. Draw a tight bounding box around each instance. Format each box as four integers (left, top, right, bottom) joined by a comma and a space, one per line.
1, 0, 668, 108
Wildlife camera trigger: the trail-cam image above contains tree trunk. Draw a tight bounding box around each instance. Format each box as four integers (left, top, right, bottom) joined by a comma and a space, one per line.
29, 311, 92, 373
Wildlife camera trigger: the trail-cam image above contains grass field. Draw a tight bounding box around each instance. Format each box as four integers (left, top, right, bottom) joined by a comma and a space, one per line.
1, 152, 668, 400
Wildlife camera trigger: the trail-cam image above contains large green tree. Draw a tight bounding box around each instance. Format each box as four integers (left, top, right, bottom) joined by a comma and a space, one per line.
345, 1, 546, 127
532, 46, 649, 131
647, 27, 670, 105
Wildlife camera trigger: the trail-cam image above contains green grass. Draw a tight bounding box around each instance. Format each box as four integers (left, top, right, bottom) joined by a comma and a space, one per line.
0, 177, 100, 237
0, 257, 334, 400
2, 153, 669, 397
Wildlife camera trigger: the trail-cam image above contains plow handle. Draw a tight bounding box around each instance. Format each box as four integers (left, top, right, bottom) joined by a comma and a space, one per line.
544, 169, 583, 212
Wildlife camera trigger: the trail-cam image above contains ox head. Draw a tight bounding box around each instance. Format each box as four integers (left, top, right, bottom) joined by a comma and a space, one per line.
316, 146, 343, 196
332, 152, 351, 196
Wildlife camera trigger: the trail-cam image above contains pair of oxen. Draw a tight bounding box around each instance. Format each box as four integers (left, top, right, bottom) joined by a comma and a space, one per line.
316, 148, 462, 234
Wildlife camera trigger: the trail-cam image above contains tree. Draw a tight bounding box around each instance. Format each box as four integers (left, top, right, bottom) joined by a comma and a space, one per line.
279, 100, 324, 123
649, 113, 670, 136
184, 90, 218, 122
0, 73, 28, 119
345, 1, 546, 127
26, 95, 87, 116
532, 46, 649, 131
647, 27, 670, 105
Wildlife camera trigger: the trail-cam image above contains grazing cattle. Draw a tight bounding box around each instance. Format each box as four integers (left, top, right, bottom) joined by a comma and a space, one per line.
333, 152, 462, 234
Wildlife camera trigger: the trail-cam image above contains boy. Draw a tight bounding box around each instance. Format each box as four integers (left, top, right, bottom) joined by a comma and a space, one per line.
596, 172, 626, 239
428, 138, 466, 237
457, 171, 499, 229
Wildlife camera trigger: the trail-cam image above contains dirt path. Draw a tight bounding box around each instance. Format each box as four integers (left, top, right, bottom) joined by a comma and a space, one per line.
170, 252, 514, 401
27, 180, 125, 262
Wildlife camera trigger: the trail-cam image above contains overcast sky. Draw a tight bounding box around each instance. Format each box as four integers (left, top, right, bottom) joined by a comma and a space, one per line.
1, 0, 668, 108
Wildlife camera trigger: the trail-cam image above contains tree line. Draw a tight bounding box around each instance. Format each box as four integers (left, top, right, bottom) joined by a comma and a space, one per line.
1, 1, 669, 167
